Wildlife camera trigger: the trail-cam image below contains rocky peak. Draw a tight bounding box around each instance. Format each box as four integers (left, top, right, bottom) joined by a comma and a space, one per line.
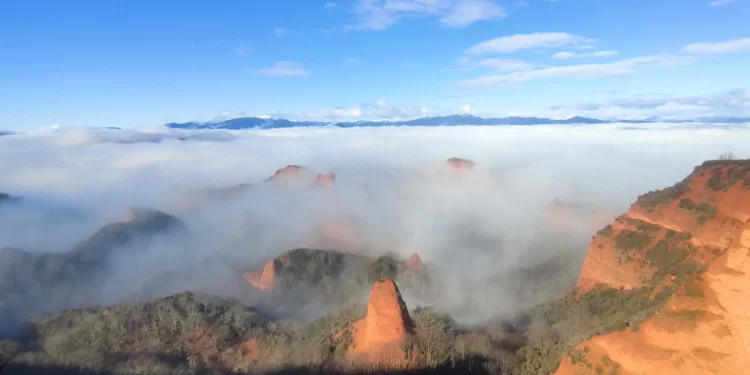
442, 157, 474, 176
347, 278, 413, 367
313, 172, 336, 188
405, 253, 424, 271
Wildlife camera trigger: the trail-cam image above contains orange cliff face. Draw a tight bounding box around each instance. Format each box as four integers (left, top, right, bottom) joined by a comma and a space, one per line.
242, 258, 282, 291
313, 172, 336, 189
557, 160, 750, 375
345, 278, 414, 368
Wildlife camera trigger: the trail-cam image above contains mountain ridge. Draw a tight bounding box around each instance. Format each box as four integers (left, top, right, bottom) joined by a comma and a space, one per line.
166, 114, 750, 130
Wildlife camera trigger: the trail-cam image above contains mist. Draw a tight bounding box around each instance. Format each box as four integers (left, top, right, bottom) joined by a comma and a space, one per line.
1, 123, 749, 332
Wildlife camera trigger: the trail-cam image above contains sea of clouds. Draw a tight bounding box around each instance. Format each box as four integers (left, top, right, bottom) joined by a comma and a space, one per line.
1, 123, 749, 325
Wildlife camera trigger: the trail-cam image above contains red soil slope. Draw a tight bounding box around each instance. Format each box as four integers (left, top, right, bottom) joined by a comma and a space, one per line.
557, 160, 750, 375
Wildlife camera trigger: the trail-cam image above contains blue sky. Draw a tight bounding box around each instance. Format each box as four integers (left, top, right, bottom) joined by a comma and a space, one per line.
1, 0, 749, 128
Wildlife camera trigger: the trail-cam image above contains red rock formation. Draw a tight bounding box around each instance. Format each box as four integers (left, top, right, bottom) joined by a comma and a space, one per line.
242, 258, 282, 291
441, 157, 474, 177
556, 160, 750, 375
313, 172, 336, 188
405, 253, 424, 271
269, 165, 307, 181
346, 278, 414, 368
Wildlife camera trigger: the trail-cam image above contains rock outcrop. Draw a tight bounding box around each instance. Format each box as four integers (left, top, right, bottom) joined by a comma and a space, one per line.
405, 253, 424, 271
314, 172, 336, 189
441, 157, 474, 177
346, 278, 414, 368
268, 165, 308, 181
556, 160, 750, 375
242, 258, 282, 291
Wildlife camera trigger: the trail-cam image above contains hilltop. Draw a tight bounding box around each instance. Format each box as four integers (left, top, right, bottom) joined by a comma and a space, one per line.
557, 159, 750, 374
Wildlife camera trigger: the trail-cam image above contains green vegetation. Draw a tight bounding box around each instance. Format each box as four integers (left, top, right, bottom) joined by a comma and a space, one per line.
614, 230, 652, 254
367, 255, 430, 295
569, 346, 590, 367
597, 225, 614, 238
663, 309, 705, 322
706, 169, 728, 191
627, 219, 660, 234
678, 199, 718, 226
684, 282, 705, 299
645, 236, 698, 285
702, 159, 750, 190
276, 248, 349, 291
600, 355, 621, 375
637, 178, 690, 212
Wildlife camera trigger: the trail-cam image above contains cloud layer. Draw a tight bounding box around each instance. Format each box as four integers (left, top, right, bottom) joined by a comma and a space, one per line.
2, 124, 749, 326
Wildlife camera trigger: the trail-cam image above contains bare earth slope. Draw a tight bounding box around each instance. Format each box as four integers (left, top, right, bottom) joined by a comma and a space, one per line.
556, 160, 750, 375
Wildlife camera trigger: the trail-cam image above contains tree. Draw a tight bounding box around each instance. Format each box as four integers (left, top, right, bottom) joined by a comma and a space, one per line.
718, 151, 736, 160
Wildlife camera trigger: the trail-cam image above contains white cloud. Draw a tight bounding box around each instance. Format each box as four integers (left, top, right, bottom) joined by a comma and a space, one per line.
257, 61, 310, 77
455, 54, 696, 88
549, 89, 750, 113
465, 32, 587, 54
274, 27, 288, 37
683, 37, 750, 54
459, 104, 473, 114
303, 100, 436, 121
348, 0, 505, 30
553, 50, 619, 59
709, 0, 735, 6
456, 57, 532, 71
439, 0, 506, 27
324, 1, 337, 9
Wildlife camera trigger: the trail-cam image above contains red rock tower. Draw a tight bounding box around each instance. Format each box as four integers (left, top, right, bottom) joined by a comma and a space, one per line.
405, 253, 425, 271
347, 278, 414, 368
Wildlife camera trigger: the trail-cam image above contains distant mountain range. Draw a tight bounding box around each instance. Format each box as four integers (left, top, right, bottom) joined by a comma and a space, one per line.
166, 114, 750, 130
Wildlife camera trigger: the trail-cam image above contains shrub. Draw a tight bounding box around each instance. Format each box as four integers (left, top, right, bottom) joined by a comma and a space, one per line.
597, 225, 614, 238
613, 230, 652, 254
684, 283, 704, 299
718, 151, 736, 160
637, 178, 689, 212
677, 198, 717, 226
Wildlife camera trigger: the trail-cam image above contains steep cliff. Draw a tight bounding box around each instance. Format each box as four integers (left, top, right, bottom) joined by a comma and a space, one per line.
557, 160, 750, 375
